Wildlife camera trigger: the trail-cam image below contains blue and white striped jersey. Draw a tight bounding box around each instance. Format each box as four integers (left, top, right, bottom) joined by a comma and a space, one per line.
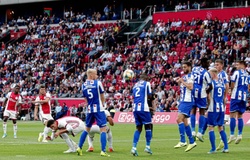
191, 66, 212, 98
132, 80, 152, 112
208, 79, 225, 112
180, 73, 194, 103
231, 69, 249, 101
82, 79, 105, 113
218, 70, 229, 84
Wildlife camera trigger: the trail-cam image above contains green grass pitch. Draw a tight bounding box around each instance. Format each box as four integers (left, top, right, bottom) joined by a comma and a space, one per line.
0, 121, 249, 160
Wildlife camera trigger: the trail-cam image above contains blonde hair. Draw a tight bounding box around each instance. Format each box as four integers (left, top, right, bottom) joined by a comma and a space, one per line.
209, 68, 218, 74
87, 68, 97, 77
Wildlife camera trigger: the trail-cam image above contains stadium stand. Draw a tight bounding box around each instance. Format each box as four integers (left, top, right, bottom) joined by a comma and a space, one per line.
0, 1, 250, 120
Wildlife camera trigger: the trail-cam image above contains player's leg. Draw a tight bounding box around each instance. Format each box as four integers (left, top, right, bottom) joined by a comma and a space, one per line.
183, 117, 196, 152
190, 105, 197, 137
77, 113, 94, 156
174, 113, 187, 148
216, 116, 229, 151
235, 112, 244, 144
201, 111, 208, 136
131, 111, 142, 156
228, 100, 237, 143
2, 110, 10, 138
144, 123, 152, 154
12, 119, 17, 138
86, 125, 99, 152
207, 112, 216, 153
61, 133, 76, 153
217, 112, 229, 153
196, 98, 207, 141
106, 126, 114, 152
95, 112, 110, 157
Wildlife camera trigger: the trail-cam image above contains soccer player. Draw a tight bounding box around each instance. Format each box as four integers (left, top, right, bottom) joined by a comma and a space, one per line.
86, 110, 114, 152
201, 59, 230, 136
228, 60, 250, 144
206, 68, 228, 153
190, 57, 212, 141
46, 116, 85, 153
77, 69, 110, 157
130, 73, 153, 156
33, 85, 54, 143
216, 88, 231, 151
174, 61, 197, 152
2, 84, 22, 138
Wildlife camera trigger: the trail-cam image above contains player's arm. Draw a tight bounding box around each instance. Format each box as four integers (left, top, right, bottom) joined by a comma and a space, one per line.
107, 116, 114, 126
224, 83, 229, 104
206, 93, 211, 109
205, 72, 213, 94
34, 104, 39, 120
2, 98, 8, 111
32, 97, 50, 104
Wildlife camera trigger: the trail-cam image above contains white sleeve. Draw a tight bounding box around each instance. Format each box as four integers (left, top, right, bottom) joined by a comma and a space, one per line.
187, 74, 194, 83
45, 92, 51, 99
147, 82, 152, 95
104, 110, 111, 117
35, 96, 40, 106
18, 96, 22, 103
6, 92, 11, 99
204, 72, 212, 84
231, 71, 238, 82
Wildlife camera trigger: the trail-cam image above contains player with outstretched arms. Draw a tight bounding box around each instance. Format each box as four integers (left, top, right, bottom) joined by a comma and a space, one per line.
46, 116, 85, 153
228, 60, 250, 144
190, 57, 212, 142
206, 68, 228, 154
130, 73, 153, 156
86, 110, 114, 152
2, 84, 22, 138
174, 61, 197, 152
33, 85, 55, 143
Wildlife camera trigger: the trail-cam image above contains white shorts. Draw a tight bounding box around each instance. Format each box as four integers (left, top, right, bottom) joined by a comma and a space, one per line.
224, 114, 230, 122
39, 113, 54, 124
69, 121, 85, 136
89, 125, 110, 138
3, 110, 17, 120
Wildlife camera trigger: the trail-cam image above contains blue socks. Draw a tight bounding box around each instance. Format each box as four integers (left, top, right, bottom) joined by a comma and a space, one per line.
209, 130, 216, 151
185, 125, 194, 144
220, 130, 228, 150
178, 122, 185, 143
145, 130, 152, 146
100, 132, 107, 152
78, 130, 88, 149
230, 117, 236, 135
201, 117, 208, 135
199, 115, 205, 133
190, 114, 196, 132
238, 118, 244, 135
133, 130, 141, 148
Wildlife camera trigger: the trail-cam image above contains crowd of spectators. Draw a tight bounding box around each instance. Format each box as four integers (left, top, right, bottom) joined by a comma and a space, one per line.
1, 4, 250, 120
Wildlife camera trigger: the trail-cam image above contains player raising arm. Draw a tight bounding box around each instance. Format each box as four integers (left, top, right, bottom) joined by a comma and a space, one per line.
174, 61, 197, 152
2, 84, 22, 139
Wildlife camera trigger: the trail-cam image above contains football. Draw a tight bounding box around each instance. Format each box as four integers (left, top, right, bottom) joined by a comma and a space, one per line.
123, 69, 135, 81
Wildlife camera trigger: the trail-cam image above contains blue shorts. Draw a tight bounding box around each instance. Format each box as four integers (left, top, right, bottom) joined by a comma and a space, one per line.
230, 99, 246, 114
194, 97, 207, 109
178, 102, 194, 117
207, 112, 224, 127
85, 111, 107, 128
133, 111, 152, 126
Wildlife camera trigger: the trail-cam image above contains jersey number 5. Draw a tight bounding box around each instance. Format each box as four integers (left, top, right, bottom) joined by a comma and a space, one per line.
87, 89, 93, 99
